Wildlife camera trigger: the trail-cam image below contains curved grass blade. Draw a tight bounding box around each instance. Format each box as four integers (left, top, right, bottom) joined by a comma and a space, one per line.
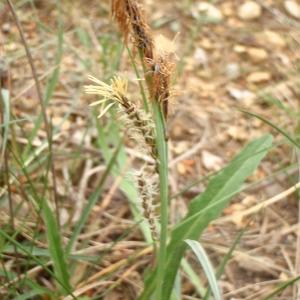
181, 258, 206, 297
240, 109, 300, 148
185, 239, 222, 300
263, 275, 300, 300
204, 228, 245, 300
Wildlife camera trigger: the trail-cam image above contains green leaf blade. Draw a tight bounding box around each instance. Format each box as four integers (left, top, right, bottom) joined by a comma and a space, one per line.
185, 239, 222, 300
42, 202, 71, 294
140, 134, 273, 300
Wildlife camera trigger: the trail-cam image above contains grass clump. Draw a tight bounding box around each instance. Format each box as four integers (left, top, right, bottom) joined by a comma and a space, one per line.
86, 1, 273, 299
1, 0, 281, 299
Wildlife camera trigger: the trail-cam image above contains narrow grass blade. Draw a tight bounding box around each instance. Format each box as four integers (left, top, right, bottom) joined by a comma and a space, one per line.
0, 229, 75, 299
140, 135, 272, 300
14, 291, 47, 300
240, 109, 300, 148
66, 141, 122, 254
42, 201, 71, 294
126, 46, 149, 111
215, 229, 244, 278
262, 275, 300, 300
185, 239, 222, 300
204, 229, 245, 300
1, 88, 10, 163
22, 13, 64, 159
181, 258, 206, 297
14, 279, 52, 300
153, 101, 169, 300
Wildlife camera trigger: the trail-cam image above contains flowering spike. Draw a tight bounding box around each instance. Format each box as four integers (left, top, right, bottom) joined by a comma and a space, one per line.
85, 75, 159, 239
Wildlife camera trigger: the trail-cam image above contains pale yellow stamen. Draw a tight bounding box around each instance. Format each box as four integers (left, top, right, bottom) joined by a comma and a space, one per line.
97, 102, 116, 119
84, 75, 129, 118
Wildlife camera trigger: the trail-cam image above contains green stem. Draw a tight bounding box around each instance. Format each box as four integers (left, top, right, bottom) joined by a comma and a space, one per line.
126, 46, 149, 112
153, 101, 169, 300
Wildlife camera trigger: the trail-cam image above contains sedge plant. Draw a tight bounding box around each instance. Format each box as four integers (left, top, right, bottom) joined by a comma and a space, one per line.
0, 0, 275, 298
84, 0, 273, 299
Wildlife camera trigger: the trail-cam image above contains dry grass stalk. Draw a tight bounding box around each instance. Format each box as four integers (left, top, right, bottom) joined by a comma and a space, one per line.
84, 76, 159, 240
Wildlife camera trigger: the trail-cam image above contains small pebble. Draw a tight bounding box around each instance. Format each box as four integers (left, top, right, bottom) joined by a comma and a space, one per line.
233, 44, 247, 53
247, 47, 268, 62
238, 1, 262, 20
194, 2, 223, 22
247, 71, 271, 83
225, 63, 240, 80
227, 87, 255, 102
2, 23, 11, 34
284, 0, 300, 19
221, 2, 234, 17
263, 31, 286, 48
194, 47, 209, 67
202, 150, 223, 171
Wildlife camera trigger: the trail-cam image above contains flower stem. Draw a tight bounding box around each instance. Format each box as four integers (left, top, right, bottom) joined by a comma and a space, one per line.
153, 101, 169, 300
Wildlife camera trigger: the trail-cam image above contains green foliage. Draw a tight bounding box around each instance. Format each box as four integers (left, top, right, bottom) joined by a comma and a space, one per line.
66, 141, 122, 255
1, 0, 282, 298
140, 134, 273, 299
42, 202, 71, 294
240, 109, 300, 148
0, 229, 74, 298
185, 239, 222, 300
263, 275, 300, 300
153, 101, 169, 300
203, 228, 245, 300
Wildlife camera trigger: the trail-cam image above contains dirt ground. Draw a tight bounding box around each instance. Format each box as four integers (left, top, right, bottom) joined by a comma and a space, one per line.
2, 0, 300, 299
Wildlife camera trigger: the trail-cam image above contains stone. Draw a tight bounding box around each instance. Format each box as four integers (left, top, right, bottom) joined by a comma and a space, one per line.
263, 31, 286, 48
194, 47, 209, 67
233, 44, 247, 53
194, 2, 223, 22
238, 1, 262, 20
2, 23, 11, 34
202, 150, 223, 171
284, 0, 300, 19
227, 87, 256, 102
221, 2, 234, 17
247, 47, 268, 62
225, 63, 241, 80
246, 71, 271, 83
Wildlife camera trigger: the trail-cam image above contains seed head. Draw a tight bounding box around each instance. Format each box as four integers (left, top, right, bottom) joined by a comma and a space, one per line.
111, 0, 154, 60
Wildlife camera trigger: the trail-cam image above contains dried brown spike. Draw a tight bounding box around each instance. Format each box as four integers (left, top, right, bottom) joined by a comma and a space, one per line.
111, 0, 131, 42
147, 54, 176, 118
150, 35, 177, 117
111, 0, 177, 115
111, 0, 154, 60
